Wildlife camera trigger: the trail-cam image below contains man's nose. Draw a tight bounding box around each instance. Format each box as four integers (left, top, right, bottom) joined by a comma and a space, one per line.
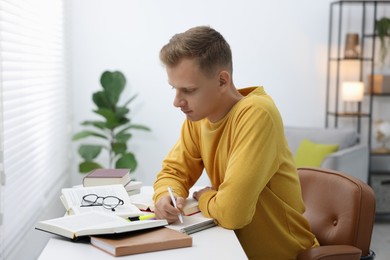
173, 92, 186, 108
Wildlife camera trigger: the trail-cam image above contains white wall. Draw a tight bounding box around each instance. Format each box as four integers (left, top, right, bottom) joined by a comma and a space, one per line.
69, 0, 332, 186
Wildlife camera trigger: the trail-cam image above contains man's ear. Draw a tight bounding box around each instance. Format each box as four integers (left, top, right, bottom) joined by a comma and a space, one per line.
219, 70, 230, 88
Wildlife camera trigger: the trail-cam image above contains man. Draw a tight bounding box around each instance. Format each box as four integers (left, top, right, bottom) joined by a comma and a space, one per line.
153, 25, 318, 259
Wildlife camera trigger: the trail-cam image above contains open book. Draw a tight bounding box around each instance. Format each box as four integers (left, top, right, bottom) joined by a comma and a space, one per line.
60, 184, 142, 218
35, 211, 168, 240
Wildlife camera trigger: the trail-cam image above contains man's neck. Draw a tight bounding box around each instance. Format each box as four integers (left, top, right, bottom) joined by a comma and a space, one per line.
208, 86, 243, 123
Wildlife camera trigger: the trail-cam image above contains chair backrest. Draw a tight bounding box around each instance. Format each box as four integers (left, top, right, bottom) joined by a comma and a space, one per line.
298, 167, 376, 257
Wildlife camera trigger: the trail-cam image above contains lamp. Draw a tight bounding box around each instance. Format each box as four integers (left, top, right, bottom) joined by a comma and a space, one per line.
341, 81, 364, 113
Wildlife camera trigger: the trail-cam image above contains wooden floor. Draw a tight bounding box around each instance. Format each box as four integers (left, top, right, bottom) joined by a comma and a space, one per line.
371, 222, 390, 260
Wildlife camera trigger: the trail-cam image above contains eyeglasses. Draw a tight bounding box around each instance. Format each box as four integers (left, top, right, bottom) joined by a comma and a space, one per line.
80, 194, 124, 211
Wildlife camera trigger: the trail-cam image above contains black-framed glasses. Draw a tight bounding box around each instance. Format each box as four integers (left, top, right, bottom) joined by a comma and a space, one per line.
80, 194, 124, 211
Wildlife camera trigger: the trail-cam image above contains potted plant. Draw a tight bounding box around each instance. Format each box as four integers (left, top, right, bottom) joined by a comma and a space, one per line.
72, 70, 150, 173
376, 17, 390, 67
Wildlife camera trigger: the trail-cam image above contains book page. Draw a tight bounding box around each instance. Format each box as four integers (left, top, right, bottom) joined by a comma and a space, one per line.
61, 184, 142, 218
42, 211, 129, 232
129, 193, 155, 211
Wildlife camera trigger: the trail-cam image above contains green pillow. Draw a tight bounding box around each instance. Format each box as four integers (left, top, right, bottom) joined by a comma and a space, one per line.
294, 139, 339, 167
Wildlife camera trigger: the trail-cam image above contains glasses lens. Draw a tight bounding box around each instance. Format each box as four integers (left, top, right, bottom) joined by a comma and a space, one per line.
82, 194, 98, 206
102, 196, 122, 209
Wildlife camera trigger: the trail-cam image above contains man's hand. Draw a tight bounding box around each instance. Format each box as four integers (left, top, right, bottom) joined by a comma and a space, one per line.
193, 186, 213, 201
154, 195, 186, 224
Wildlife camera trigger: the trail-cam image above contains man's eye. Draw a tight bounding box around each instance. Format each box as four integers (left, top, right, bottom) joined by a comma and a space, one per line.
184, 88, 196, 94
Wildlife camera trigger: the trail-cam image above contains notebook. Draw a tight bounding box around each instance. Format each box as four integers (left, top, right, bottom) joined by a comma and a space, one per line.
166, 213, 216, 235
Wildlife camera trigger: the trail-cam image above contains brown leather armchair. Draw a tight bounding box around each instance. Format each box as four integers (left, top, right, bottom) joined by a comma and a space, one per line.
297, 167, 376, 260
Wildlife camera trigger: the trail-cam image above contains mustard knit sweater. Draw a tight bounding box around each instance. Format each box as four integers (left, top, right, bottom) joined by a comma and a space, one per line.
153, 87, 318, 259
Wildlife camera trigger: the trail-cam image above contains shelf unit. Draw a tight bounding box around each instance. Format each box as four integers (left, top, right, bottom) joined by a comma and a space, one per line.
325, 1, 390, 186
326, 1, 390, 221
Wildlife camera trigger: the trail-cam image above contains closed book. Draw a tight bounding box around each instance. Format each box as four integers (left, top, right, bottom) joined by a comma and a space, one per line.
127, 188, 141, 196
182, 198, 200, 216
124, 180, 142, 191
83, 169, 131, 187
90, 227, 192, 256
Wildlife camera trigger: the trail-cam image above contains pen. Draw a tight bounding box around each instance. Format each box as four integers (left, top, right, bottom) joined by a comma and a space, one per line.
167, 186, 184, 223
128, 213, 156, 221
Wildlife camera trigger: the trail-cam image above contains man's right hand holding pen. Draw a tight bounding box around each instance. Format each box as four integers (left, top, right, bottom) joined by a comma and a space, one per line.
154, 187, 186, 224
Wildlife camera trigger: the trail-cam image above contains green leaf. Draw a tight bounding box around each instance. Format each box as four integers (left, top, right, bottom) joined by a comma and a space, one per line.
123, 94, 138, 107
78, 144, 103, 161
79, 161, 102, 173
81, 120, 108, 130
116, 124, 151, 136
115, 133, 132, 143
92, 91, 111, 109
116, 153, 137, 172
100, 71, 126, 107
129, 124, 151, 131
72, 130, 108, 141
82, 120, 119, 131
115, 106, 130, 120
112, 142, 127, 155
118, 117, 130, 126
94, 108, 119, 124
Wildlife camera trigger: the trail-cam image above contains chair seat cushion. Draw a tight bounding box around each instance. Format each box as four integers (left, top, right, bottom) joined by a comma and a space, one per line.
294, 139, 339, 167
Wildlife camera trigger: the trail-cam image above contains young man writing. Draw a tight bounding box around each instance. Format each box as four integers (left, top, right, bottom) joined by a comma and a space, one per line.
153, 25, 318, 259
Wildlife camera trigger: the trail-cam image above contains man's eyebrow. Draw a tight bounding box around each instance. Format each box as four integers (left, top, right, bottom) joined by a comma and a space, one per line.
168, 84, 196, 90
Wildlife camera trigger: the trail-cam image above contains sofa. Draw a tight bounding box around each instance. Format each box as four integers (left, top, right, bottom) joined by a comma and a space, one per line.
284, 126, 369, 183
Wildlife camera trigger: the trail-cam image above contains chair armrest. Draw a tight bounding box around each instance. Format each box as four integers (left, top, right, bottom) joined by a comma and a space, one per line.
297, 245, 361, 260
321, 144, 369, 183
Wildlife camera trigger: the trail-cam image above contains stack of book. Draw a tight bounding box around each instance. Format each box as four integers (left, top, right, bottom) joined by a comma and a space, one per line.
83, 168, 142, 196
35, 182, 216, 257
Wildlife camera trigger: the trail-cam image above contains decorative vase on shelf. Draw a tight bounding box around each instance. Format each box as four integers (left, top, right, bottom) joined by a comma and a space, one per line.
373, 120, 390, 153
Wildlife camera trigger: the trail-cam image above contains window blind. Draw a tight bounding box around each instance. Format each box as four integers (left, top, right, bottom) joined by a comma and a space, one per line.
0, 0, 70, 258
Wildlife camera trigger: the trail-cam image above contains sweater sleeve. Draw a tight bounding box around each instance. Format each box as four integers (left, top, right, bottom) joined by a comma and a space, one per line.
198, 103, 283, 229
153, 120, 204, 203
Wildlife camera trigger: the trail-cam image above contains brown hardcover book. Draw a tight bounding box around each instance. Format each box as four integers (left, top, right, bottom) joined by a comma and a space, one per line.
83, 168, 131, 187
90, 227, 192, 256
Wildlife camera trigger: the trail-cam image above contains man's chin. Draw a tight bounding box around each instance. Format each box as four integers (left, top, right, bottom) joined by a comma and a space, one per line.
185, 114, 203, 122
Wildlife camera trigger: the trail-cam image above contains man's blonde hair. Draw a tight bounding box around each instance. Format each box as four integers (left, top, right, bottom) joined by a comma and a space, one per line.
159, 26, 233, 77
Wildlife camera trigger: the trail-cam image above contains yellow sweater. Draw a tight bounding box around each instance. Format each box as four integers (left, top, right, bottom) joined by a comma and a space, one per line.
153, 87, 318, 259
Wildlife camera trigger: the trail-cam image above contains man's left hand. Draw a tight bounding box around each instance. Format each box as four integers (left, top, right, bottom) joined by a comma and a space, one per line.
193, 186, 213, 201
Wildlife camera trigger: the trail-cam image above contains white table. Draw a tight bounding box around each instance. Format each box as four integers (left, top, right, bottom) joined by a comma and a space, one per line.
38, 225, 246, 259
38, 186, 247, 259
